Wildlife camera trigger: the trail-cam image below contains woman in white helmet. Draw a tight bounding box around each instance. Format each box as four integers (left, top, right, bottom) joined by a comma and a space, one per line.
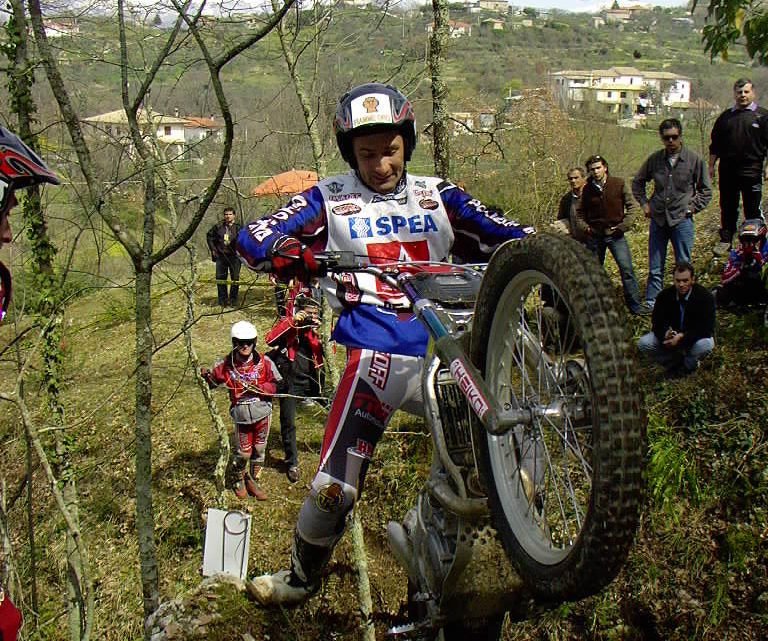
201, 321, 282, 500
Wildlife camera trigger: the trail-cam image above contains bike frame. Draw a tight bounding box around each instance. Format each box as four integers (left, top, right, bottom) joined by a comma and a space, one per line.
319, 251, 561, 437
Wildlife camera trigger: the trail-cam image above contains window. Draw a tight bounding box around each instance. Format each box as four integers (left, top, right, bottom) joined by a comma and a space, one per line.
607, 91, 612, 98
620, 91, 627, 98
164, 125, 172, 136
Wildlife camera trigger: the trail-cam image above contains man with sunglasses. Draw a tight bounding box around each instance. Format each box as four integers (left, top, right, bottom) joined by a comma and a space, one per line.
632, 118, 712, 308
0, 126, 60, 325
709, 78, 768, 256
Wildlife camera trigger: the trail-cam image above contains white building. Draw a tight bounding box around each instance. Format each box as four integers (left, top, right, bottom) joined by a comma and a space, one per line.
83, 109, 222, 159
549, 66, 691, 120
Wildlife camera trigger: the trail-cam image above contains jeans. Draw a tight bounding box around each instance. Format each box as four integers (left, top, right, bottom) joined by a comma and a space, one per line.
586, 234, 644, 311
645, 217, 694, 305
637, 332, 714, 372
215, 254, 242, 305
718, 170, 764, 242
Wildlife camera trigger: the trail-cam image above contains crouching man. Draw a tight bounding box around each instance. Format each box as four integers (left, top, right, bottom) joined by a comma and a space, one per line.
637, 262, 715, 378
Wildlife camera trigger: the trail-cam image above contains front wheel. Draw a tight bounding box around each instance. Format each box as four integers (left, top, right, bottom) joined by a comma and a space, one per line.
470, 234, 646, 600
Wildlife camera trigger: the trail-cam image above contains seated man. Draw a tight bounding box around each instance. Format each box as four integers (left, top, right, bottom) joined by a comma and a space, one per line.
637, 262, 715, 378
713, 219, 768, 309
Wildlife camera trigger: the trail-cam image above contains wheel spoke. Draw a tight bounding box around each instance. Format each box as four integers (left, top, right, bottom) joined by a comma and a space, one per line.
483, 271, 594, 564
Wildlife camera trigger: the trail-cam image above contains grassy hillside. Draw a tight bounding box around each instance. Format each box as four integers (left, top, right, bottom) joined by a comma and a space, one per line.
2, 201, 768, 640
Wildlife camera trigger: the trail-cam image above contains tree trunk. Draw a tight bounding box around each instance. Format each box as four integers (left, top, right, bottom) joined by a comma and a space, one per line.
182, 246, 230, 506
5, 3, 87, 637
350, 509, 375, 641
272, 0, 338, 392
430, 0, 451, 179
134, 268, 158, 621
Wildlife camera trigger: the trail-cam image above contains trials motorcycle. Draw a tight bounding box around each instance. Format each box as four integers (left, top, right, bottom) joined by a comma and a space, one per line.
314, 234, 646, 640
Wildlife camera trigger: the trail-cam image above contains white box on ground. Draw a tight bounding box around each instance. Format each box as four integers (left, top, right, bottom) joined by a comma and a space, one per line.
202, 509, 252, 580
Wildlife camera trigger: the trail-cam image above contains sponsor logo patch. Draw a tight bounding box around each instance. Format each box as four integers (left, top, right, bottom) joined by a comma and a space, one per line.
415, 180, 427, 188
348, 214, 438, 238
337, 272, 361, 306
316, 483, 345, 512
419, 198, 439, 210
368, 352, 391, 390
353, 438, 374, 459
328, 181, 343, 194
449, 359, 490, 419
333, 203, 362, 216
329, 192, 361, 202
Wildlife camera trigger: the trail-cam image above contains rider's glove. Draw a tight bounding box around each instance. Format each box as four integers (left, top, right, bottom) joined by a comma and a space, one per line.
270, 236, 319, 282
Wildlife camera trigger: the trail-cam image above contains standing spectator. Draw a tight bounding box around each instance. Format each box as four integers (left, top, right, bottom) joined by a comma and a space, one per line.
637, 262, 715, 378
709, 78, 768, 255
632, 119, 712, 307
576, 154, 651, 315
552, 167, 587, 241
201, 321, 281, 500
206, 207, 242, 307
265, 283, 324, 484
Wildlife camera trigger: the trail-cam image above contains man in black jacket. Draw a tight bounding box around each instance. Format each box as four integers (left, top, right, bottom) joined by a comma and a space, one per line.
637, 262, 715, 377
709, 78, 768, 255
206, 207, 242, 306
552, 167, 587, 241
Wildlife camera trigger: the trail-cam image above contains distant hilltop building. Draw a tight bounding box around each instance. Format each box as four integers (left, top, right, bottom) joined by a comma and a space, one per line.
426, 20, 473, 37
549, 66, 691, 124
82, 108, 224, 161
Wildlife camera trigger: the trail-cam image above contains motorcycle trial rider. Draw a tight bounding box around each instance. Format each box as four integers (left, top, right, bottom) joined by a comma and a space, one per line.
236, 83, 534, 606
0, 126, 60, 325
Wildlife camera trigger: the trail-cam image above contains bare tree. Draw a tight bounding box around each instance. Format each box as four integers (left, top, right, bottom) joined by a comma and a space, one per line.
429, 0, 450, 178
2, 3, 89, 638
26, 0, 296, 628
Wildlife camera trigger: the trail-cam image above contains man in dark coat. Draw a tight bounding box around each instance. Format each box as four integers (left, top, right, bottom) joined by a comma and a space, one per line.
637, 262, 716, 377
552, 166, 587, 241
206, 207, 242, 306
709, 78, 768, 255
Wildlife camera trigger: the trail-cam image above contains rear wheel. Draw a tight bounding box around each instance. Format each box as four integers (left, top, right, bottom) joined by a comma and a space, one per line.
470, 234, 645, 600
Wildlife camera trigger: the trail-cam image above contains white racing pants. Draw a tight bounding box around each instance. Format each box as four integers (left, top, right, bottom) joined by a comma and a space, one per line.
296, 347, 424, 546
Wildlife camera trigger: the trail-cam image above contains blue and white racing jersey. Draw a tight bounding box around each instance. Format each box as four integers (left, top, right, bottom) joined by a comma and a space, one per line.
237, 171, 533, 356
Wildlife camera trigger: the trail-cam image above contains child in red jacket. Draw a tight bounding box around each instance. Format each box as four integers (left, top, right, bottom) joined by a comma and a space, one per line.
202, 321, 281, 500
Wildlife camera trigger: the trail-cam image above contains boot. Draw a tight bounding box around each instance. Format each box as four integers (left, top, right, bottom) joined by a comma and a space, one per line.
233, 468, 248, 499
247, 530, 333, 607
247, 461, 267, 500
